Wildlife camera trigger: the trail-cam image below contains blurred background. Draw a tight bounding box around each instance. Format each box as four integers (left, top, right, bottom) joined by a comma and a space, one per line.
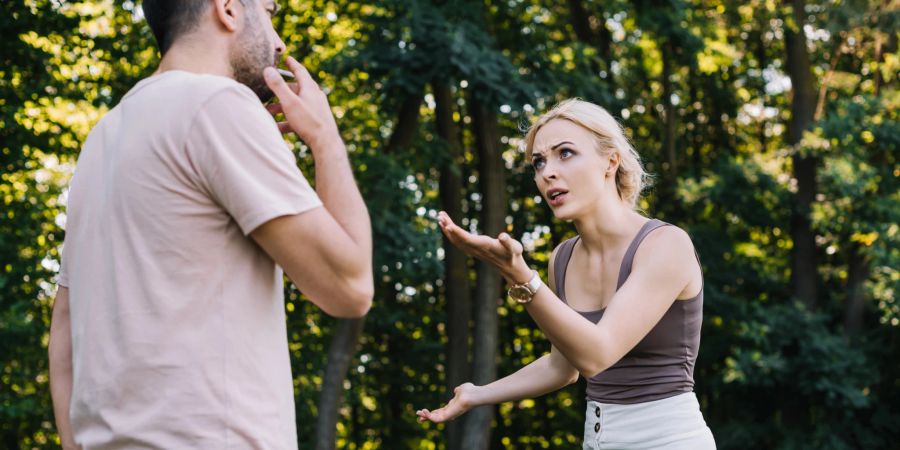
2, 0, 898, 449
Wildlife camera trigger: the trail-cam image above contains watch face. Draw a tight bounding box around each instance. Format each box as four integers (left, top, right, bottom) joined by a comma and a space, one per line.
509, 285, 531, 301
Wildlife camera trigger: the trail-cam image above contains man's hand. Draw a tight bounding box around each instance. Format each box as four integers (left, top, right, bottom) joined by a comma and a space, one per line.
263, 56, 340, 151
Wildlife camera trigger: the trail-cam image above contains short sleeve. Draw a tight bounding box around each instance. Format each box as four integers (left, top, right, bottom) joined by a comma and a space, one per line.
186, 85, 322, 235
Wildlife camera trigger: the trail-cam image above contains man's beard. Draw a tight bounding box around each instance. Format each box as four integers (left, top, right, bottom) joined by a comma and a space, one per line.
230, 22, 276, 102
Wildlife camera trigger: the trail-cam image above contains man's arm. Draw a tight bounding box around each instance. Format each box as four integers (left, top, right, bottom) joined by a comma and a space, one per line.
49, 286, 79, 449
251, 202, 372, 318
251, 57, 373, 318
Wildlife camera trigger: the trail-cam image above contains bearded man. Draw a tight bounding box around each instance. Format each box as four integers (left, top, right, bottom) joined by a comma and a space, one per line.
48, 1, 373, 448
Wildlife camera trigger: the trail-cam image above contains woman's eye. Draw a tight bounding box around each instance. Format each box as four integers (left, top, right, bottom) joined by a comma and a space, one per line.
532, 158, 545, 170
560, 148, 574, 158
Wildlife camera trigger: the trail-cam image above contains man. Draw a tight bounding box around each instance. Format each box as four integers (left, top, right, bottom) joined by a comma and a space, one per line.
48, 0, 373, 448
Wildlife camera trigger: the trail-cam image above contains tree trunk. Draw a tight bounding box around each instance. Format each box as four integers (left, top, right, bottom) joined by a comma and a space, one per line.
461, 97, 506, 450
387, 95, 423, 152
781, 0, 818, 430
433, 80, 473, 450
784, 0, 819, 309
567, 0, 615, 86
843, 244, 870, 335
314, 92, 422, 450
315, 318, 366, 450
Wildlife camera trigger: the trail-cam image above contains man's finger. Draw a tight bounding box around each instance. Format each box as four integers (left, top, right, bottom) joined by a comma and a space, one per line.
277, 122, 293, 134
263, 67, 297, 103
265, 102, 283, 116
285, 56, 316, 89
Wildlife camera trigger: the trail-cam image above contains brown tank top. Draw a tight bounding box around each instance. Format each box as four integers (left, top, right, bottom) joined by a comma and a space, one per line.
554, 219, 703, 404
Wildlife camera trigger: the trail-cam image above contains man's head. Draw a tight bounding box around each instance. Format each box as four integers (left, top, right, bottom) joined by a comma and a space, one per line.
142, 0, 285, 101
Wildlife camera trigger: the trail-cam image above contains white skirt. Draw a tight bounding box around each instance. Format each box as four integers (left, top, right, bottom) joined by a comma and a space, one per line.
582, 392, 716, 449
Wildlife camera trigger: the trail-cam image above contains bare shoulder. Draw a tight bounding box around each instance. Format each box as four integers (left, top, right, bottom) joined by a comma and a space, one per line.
633, 224, 697, 272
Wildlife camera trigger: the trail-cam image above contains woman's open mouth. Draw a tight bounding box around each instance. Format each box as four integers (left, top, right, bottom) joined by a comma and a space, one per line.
547, 189, 569, 207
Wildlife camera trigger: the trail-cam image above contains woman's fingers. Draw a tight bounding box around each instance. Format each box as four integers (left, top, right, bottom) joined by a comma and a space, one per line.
416, 407, 443, 423
417, 405, 454, 423
438, 212, 487, 246
498, 232, 523, 256
438, 211, 522, 263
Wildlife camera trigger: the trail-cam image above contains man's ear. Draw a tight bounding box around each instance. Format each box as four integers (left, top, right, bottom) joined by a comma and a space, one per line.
213, 0, 239, 32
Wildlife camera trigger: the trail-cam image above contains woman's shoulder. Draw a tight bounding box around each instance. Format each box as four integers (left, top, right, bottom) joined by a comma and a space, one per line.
638, 221, 696, 263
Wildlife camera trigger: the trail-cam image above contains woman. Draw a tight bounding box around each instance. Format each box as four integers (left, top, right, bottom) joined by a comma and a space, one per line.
416, 99, 716, 449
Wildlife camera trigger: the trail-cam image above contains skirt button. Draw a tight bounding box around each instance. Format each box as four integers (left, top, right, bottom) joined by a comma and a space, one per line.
594, 422, 601, 433
595, 406, 601, 417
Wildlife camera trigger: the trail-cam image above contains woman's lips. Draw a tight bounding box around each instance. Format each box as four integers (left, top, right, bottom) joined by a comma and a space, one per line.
548, 191, 568, 207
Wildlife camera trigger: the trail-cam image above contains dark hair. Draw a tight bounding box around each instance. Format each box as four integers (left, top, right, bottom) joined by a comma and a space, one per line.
141, 0, 212, 55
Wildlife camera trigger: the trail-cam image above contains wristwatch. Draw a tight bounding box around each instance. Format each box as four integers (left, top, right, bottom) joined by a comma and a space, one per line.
508, 270, 542, 304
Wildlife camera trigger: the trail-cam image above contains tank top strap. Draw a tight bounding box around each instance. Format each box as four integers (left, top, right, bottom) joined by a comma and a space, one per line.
553, 236, 581, 303
616, 219, 670, 290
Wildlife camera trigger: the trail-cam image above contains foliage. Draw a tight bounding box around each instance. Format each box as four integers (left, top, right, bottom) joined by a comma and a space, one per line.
1, 0, 898, 449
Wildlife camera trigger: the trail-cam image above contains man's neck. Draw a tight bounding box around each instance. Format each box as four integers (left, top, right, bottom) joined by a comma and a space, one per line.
156, 40, 232, 78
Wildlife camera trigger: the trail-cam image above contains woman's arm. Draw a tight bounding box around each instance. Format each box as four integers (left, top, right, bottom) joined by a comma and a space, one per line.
416, 346, 578, 423
525, 229, 694, 376
437, 212, 699, 378
417, 245, 578, 424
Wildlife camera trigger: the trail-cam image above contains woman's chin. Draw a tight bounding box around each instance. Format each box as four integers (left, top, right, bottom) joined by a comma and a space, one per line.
550, 206, 576, 221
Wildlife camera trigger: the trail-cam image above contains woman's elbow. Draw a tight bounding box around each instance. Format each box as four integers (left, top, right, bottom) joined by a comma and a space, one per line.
578, 359, 610, 379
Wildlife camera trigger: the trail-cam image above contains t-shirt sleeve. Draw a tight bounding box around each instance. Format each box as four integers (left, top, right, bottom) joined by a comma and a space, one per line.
186, 85, 322, 235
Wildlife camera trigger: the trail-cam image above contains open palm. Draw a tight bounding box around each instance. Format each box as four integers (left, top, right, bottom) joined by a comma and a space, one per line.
416, 383, 478, 424
437, 211, 531, 284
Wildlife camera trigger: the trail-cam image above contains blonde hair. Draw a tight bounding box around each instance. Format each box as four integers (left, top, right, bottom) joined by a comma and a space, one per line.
524, 98, 650, 208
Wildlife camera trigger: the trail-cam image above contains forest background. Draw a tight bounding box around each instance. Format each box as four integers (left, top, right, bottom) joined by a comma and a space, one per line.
2, 0, 898, 449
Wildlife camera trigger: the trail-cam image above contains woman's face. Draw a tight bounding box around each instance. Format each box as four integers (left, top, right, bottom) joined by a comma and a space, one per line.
531, 119, 617, 221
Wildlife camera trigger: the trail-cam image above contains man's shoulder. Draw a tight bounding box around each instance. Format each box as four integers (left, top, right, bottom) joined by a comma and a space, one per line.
124, 71, 258, 109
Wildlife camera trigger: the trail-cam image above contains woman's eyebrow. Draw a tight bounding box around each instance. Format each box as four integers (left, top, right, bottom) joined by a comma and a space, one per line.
533, 140, 575, 158
551, 141, 574, 150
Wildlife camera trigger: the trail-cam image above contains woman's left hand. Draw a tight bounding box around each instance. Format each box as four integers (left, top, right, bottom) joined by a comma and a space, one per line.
437, 211, 532, 284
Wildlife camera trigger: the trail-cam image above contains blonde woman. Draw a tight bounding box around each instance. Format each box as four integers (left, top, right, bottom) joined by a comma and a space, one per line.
417, 99, 716, 449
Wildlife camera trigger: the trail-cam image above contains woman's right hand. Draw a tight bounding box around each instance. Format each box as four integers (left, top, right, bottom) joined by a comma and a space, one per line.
416, 382, 480, 424
436, 211, 533, 285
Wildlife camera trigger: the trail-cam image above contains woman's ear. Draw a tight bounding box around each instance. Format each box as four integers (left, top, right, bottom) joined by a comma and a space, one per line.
213, 0, 239, 32
606, 152, 620, 177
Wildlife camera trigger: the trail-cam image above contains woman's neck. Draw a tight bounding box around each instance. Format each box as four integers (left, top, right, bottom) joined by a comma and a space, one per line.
573, 204, 648, 257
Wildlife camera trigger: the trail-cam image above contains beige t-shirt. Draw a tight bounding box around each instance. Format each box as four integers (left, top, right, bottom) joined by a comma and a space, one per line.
58, 70, 321, 449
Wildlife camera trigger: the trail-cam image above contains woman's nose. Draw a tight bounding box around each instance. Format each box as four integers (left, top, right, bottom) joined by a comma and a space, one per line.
541, 159, 558, 180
